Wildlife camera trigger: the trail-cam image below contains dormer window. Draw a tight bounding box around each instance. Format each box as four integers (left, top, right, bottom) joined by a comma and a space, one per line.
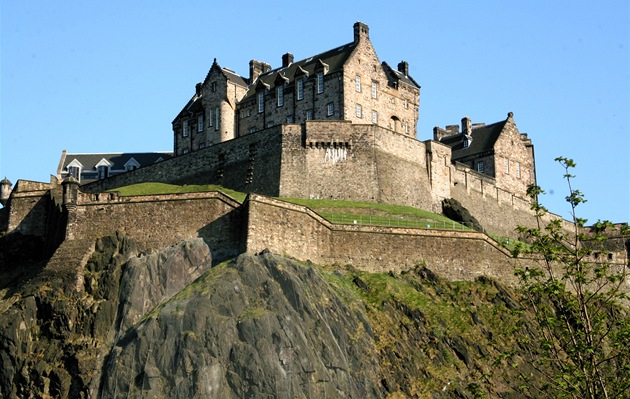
97, 165, 109, 179
124, 157, 141, 172
96, 159, 112, 179
463, 134, 472, 148
66, 159, 83, 182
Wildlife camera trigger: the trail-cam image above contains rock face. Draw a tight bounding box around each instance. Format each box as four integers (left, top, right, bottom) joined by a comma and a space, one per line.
1, 232, 532, 398
98, 251, 381, 398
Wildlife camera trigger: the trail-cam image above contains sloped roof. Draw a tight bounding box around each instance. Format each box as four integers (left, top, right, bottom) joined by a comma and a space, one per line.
382, 62, 420, 89
61, 152, 173, 172
241, 41, 358, 101
439, 119, 507, 161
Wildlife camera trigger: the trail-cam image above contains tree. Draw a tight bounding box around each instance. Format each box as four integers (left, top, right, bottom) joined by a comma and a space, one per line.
510, 157, 630, 398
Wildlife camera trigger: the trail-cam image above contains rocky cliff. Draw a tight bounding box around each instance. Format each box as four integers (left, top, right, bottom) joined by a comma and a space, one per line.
1, 232, 530, 398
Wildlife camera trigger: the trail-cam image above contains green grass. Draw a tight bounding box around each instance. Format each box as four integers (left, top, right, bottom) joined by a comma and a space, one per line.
280, 197, 472, 230
108, 183, 471, 230
108, 182, 247, 202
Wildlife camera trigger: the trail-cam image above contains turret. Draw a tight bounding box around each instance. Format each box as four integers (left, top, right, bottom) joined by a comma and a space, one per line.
0, 177, 12, 206
62, 176, 80, 208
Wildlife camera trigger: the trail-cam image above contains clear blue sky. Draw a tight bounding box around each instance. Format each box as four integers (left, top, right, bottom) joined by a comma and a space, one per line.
2, 1, 628, 224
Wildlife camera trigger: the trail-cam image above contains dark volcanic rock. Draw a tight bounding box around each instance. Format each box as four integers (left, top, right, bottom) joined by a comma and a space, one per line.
97, 252, 383, 398
442, 198, 484, 232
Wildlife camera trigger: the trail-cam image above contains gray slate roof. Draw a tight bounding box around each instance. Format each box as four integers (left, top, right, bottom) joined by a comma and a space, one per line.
439, 120, 507, 162
61, 152, 173, 172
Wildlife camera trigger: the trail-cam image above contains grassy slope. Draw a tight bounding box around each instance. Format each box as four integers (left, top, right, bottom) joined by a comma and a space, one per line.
108, 183, 469, 230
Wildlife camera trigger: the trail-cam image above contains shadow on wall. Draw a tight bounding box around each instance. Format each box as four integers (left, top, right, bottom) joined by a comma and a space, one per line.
197, 206, 245, 264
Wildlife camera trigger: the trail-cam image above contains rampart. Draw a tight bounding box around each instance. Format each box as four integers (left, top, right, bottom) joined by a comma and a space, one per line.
65, 190, 243, 262
244, 194, 539, 284
3, 184, 627, 288
76, 121, 542, 237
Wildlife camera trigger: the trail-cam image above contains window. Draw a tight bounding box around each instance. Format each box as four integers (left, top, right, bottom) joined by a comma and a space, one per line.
296, 78, 304, 100
355, 75, 361, 92
405, 122, 409, 134
403, 99, 408, 109
197, 114, 204, 132
463, 136, 471, 148
371, 82, 377, 99
182, 148, 189, 155
124, 158, 140, 172
68, 166, 80, 178
277, 86, 284, 107
182, 120, 189, 137
258, 92, 264, 113
211, 82, 217, 92
476, 161, 485, 173
505, 158, 509, 174
215, 107, 220, 131
208, 110, 213, 127
286, 115, 294, 123
327, 102, 334, 116
372, 110, 378, 124
355, 104, 362, 118
306, 110, 313, 120
97, 165, 109, 179
316, 72, 324, 94
516, 162, 521, 178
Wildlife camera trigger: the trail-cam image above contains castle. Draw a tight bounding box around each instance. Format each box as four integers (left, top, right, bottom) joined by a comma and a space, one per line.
4, 22, 624, 284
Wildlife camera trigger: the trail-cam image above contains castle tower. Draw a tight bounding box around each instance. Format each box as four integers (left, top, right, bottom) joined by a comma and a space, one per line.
0, 177, 12, 206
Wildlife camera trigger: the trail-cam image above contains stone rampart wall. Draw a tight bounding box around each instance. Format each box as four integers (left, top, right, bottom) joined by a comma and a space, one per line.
245, 194, 539, 284
81, 127, 284, 197
451, 163, 537, 237
67, 192, 243, 262
278, 122, 435, 211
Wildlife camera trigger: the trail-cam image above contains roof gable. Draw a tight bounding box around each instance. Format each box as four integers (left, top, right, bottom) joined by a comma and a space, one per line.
440, 119, 508, 161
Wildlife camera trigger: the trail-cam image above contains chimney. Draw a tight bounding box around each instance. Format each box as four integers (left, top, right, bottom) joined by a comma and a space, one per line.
282, 52, 294, 67
249, 60, 271, 83
353, 21, 369, 43
461, 117, 472, 136
397, 61, 409, 76
195, 83, 202, 96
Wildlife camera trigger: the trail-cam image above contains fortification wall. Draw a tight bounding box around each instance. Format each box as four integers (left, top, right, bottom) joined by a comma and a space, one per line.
278, 122, 435, 211
450, 163, 537, 238
245, 194, 538, 284
81, 127, 284, 197
67, 191, 243, 261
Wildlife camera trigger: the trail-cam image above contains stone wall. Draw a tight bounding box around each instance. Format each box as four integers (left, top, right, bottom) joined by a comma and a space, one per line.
244, 194, 538, 284
81, 127, 285, 197
66, 191, 243, 261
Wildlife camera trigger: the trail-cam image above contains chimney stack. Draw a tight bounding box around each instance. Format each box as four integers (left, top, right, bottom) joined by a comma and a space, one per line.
249, 60, 271, 83
397, 61, 409, 76
461, 117, 472, 136
282, 52, 294, 67
353, 21, 369, 43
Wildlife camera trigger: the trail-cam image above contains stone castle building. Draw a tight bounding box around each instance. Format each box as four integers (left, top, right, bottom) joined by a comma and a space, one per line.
1, 21, 627, 288
172, 22, 419, 155
3, 21, 540, 239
